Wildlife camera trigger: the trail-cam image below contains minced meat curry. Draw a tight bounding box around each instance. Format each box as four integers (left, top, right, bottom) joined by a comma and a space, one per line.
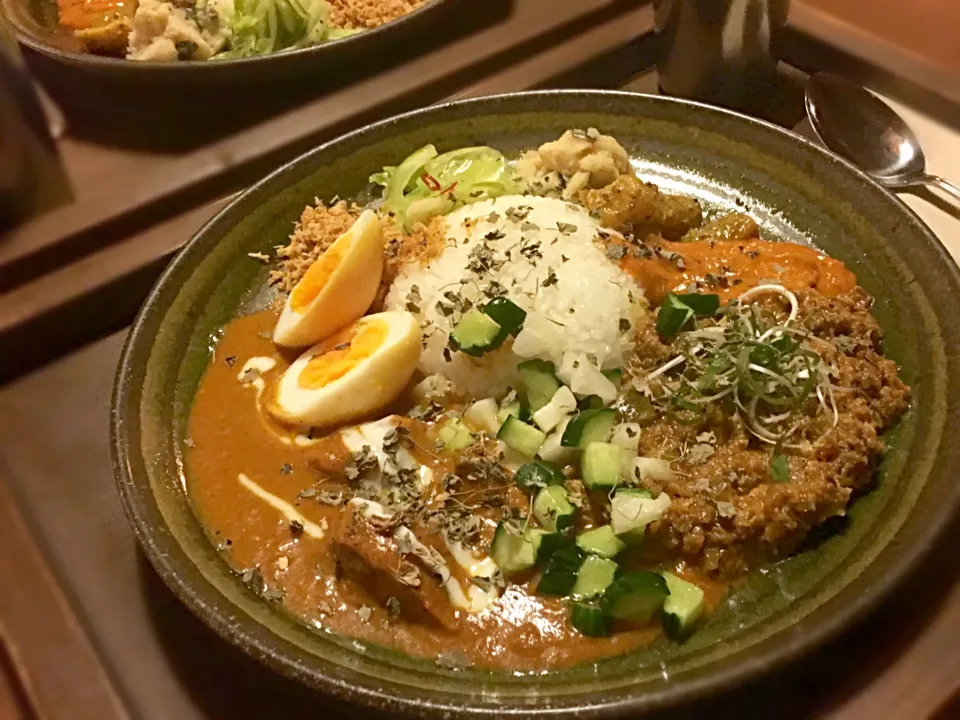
185, 129, 909, 671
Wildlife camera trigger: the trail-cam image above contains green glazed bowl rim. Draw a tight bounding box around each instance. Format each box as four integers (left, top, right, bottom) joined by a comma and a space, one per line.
112, 90, 960, 717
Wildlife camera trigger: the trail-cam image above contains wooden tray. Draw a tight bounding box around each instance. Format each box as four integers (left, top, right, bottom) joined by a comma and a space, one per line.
791, 0, 960, 104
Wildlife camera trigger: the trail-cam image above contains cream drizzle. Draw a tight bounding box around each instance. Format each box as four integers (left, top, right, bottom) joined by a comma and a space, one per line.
237, 356, 277, 411
236, 356, 298, 446
238, 473, 326, 539
348, 498, 497, 613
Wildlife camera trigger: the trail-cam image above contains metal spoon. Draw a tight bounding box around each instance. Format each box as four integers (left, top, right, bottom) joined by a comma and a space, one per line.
805, 72, 960, 203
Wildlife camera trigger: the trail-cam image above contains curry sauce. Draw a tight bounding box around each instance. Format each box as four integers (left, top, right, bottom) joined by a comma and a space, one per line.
622, 238, 857, 304
187, 311, 726, 670
184, 129, 908, 670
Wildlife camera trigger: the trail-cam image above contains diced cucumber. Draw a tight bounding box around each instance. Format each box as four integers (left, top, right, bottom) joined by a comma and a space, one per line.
463, 398, 500, 434
661, 572, 706, 639
581, 442, 624, 490
621, 449, 639, 482
532, 386, 577, 432
517, 359, 562, 412
449, 309, 503, 356
656, 294, 695, 337
515, 460, 566, 492
611, 488, 653, 544
576, 525, 626, 558
538, 416, 577, 466
577, 394, 605, 411
498, 444, 529, 472
610, 490, 670, 545
497, 393, 523, 425
536, 544, 584, 595
571, 555, 619, 600
533, 485, 575, 531
601, 571, 669, 625
610, 422, 642, 453
561, 408, 616, 449
491, 524, 559, 575
570, 602, 611, 636
533, 531, 565, 564
497, 416, 546, 457
602, 368, 624, 386
437, 419, 475, 452
482, 297, 526, 336
491, 521, 536, 574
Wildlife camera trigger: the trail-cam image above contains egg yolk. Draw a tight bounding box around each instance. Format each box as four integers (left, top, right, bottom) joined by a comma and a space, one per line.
289, 239, 348, 313
297, 319, 388, 389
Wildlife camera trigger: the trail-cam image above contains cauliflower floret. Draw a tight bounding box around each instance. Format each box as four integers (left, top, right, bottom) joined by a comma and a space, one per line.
515, 128, 633, 199
592, 134, 631, 173
562, 170, 591, 200
515, 149, 563, 195
127, 0, 231, 62
579, 149, 623, 188
514, 149, 543, 178
538, 131, 594, 177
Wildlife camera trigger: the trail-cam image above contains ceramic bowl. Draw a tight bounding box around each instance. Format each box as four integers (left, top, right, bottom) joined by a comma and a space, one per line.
1, 0, 455, 83
112, 90, 960, 717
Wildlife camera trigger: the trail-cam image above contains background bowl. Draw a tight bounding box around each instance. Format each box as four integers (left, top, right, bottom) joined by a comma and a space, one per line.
2, 0, 453, 82
112, 90, 960, 717
0, 0, 461, 145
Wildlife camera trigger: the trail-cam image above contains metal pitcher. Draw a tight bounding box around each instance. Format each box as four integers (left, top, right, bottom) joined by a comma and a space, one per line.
655, 0, 790, 109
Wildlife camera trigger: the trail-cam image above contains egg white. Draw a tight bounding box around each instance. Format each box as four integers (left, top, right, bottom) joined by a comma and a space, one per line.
273, 209, 384, 348
270, 311, 422, 428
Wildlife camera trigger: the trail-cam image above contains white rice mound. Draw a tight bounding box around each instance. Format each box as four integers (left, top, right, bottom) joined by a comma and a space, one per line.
384, 195, 648, 398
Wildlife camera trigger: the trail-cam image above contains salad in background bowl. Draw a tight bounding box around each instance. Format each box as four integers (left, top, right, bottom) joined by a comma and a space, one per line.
54, 0, 429, 62
2, 0, 452, 83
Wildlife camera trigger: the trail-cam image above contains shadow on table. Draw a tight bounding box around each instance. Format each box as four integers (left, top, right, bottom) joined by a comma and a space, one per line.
139, 513, 960, 718
25, 0, 511, 153
138, 552, 390, 718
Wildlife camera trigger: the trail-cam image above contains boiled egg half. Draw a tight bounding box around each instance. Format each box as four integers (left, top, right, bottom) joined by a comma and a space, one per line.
269, 311, 422, 428
273, 209, 384, 348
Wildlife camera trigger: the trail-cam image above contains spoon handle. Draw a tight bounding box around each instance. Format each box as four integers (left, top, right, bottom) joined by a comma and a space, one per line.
923, 174, 960, 204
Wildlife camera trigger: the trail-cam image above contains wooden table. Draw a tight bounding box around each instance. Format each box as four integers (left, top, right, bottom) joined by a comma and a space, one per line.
2, 2, 959, 718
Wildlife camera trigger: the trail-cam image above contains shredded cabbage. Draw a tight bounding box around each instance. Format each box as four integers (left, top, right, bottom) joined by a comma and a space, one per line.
372, 145, 519, 230
218, 0, 330, 58
328, 27, 363, 40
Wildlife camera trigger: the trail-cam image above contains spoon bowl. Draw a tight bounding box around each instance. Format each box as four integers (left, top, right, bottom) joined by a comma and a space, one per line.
805, 72, 960, 201
805, 73, 925, 183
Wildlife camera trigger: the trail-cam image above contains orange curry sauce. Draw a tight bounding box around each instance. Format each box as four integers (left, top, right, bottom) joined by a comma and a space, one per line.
187, 311, 725, 669
58, 0, 132, 30
623, 238, 856, 303
185, 233, 844, 669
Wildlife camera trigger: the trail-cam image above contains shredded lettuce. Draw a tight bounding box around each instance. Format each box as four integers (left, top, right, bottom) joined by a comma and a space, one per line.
218, 0, 330, 58
372, 145, 518, 230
